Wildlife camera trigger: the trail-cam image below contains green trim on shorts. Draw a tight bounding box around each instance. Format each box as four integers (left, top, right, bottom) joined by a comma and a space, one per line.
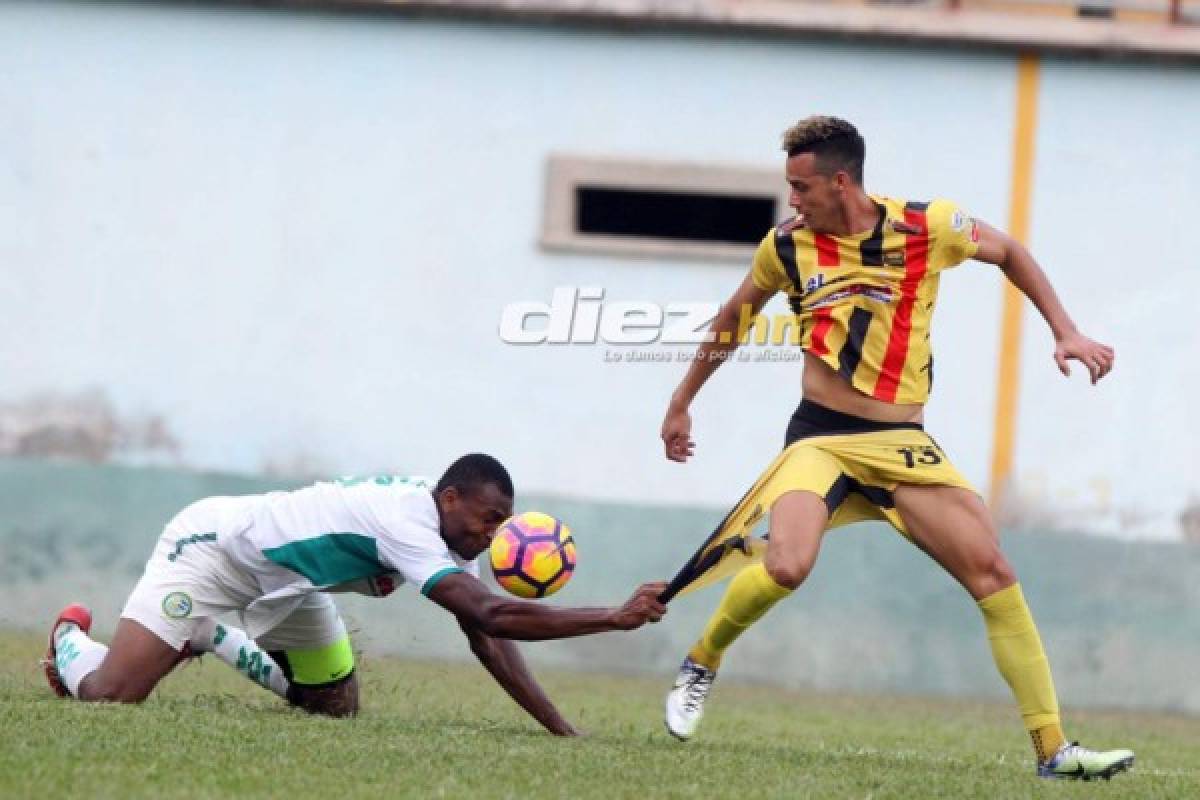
285, 635, 355, 686
421, 566, 464, 597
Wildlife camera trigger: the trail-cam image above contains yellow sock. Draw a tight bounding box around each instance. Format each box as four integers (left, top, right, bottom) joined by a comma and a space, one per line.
688, 563, 792, 670
978, 583, 1065, 762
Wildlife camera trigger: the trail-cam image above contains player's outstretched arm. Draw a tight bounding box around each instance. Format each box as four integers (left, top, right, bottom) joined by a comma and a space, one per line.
458, 619, 579, 736
427, 572, 667, 640
973, 220, 1114, 384
662, 274, 774, 462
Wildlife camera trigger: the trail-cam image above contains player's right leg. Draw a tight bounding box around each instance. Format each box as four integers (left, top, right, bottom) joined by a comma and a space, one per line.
47, 497, 267, 704
666, 487, 829, 740
47, 612, 190, 702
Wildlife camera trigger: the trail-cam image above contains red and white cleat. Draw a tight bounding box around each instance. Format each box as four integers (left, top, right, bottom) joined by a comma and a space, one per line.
43, 603, 93, 697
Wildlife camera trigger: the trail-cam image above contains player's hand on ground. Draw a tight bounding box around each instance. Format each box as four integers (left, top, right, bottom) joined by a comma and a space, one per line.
661, 406, 696, 462
1053, 331, 1114, 384
548, 720, 585, 737
612, 582, 668, 630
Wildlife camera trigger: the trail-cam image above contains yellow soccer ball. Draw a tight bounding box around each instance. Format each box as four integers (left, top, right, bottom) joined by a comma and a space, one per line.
489, 512, 576, 598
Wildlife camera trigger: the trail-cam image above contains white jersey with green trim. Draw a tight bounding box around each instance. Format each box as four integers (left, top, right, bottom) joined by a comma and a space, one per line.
214, 476, 479, 637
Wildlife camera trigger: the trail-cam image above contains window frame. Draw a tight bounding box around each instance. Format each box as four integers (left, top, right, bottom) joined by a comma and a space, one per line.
541, 154, 790, 263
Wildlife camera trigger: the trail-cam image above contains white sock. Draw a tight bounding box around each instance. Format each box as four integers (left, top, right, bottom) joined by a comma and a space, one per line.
54, 625, 108, 698
193, 618, 289, 699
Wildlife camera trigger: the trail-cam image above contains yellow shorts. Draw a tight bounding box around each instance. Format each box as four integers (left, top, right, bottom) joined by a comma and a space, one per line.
772, 399, 977, 537
772, 429, 974, 536
662, 400, 978, 600
753, 400, 979, 544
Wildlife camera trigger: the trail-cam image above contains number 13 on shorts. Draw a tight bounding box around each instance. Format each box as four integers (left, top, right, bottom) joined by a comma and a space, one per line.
895, 445, 943, 469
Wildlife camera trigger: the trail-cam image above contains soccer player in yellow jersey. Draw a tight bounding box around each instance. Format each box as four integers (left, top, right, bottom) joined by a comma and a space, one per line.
659, 116, 1133, 780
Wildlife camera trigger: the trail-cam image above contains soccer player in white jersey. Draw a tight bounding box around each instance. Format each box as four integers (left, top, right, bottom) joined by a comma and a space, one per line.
44, 454, 666, 731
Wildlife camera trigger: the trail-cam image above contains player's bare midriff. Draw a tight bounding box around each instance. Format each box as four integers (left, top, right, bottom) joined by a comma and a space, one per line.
800, 352, 925, 424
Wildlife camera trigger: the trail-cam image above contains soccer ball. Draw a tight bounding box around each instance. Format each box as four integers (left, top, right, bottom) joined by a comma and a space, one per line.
489, 512, 576, 598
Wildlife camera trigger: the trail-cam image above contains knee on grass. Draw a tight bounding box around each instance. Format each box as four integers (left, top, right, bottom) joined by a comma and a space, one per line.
288, 674, 360, 718
76, 672, 155, 704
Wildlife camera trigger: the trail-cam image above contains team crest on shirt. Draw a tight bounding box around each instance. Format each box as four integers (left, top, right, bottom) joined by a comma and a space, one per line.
162, 591, 193, 619
883, 250, 906, 267
370, 574, 398, 597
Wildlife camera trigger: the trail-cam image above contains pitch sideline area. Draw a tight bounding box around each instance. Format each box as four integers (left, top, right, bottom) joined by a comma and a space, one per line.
1, 630, 1195, 798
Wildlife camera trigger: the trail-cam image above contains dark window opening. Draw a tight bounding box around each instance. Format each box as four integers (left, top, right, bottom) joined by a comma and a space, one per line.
576, 187, 776, 246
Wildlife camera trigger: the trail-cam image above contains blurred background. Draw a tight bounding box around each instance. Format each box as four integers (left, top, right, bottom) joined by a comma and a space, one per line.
2, 0, 1197, 713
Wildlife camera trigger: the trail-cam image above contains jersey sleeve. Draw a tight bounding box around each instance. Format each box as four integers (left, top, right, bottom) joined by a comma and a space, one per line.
926, 198, 981, 271
750, 230, 789, 293
374, 534, 467, 597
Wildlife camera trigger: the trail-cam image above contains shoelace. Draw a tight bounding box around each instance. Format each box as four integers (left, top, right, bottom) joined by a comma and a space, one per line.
1049, 742, 1085, 766
681, 669, 714, 712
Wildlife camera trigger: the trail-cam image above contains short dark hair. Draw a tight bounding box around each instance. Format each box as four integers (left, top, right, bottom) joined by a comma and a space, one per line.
436, 453, 513, 498
781, 116, 865, 184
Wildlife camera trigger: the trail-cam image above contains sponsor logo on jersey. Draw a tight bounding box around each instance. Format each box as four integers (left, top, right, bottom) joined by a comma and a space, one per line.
808, 284, 895, 309
884, 250, 906, 267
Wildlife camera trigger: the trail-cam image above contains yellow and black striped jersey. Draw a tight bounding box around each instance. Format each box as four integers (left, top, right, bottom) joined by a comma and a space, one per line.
751, 196, 980, 405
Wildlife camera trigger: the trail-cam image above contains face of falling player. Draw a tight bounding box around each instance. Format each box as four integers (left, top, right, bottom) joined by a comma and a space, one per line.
436, 482, 514, 560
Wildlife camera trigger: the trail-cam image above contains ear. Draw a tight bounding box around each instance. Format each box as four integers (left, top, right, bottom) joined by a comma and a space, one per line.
438, 485, 461, 510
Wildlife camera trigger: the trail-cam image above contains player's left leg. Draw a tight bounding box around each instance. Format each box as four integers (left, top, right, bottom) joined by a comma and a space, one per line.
893, 483, 1134, 780
256, 593, 359, 718
189, 618, 290, 700
275, 663, 359, 718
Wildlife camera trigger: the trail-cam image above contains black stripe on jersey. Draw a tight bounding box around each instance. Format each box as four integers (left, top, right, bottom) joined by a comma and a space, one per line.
774, 231, 804, 295
905, 200, 930, 211
859, 202, 887, 267
838, 307, 873, 381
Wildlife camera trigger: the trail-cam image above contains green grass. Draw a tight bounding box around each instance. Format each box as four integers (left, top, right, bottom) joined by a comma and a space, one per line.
1, 630, 1196, 799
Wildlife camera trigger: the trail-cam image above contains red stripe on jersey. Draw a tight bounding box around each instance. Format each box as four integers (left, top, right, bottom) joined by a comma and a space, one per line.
814, 234, 840, 267
873, 209, 929, 402
809, 307, 835, 356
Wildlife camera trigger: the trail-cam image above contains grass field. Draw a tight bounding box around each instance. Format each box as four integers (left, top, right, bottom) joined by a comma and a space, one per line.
1, 630, 1196, 799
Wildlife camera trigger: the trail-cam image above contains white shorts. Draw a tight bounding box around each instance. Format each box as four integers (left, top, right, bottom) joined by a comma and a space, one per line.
121, 497, 346, 652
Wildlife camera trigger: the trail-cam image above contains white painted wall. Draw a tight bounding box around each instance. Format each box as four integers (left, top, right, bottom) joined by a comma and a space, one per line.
1, 2, 1195, 536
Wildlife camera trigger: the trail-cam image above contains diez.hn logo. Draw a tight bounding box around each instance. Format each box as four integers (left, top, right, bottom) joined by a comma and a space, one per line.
498, 287, 805, 346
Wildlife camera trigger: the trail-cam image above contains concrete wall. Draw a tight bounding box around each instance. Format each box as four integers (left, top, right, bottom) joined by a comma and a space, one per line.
1, 1, 1198, 538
